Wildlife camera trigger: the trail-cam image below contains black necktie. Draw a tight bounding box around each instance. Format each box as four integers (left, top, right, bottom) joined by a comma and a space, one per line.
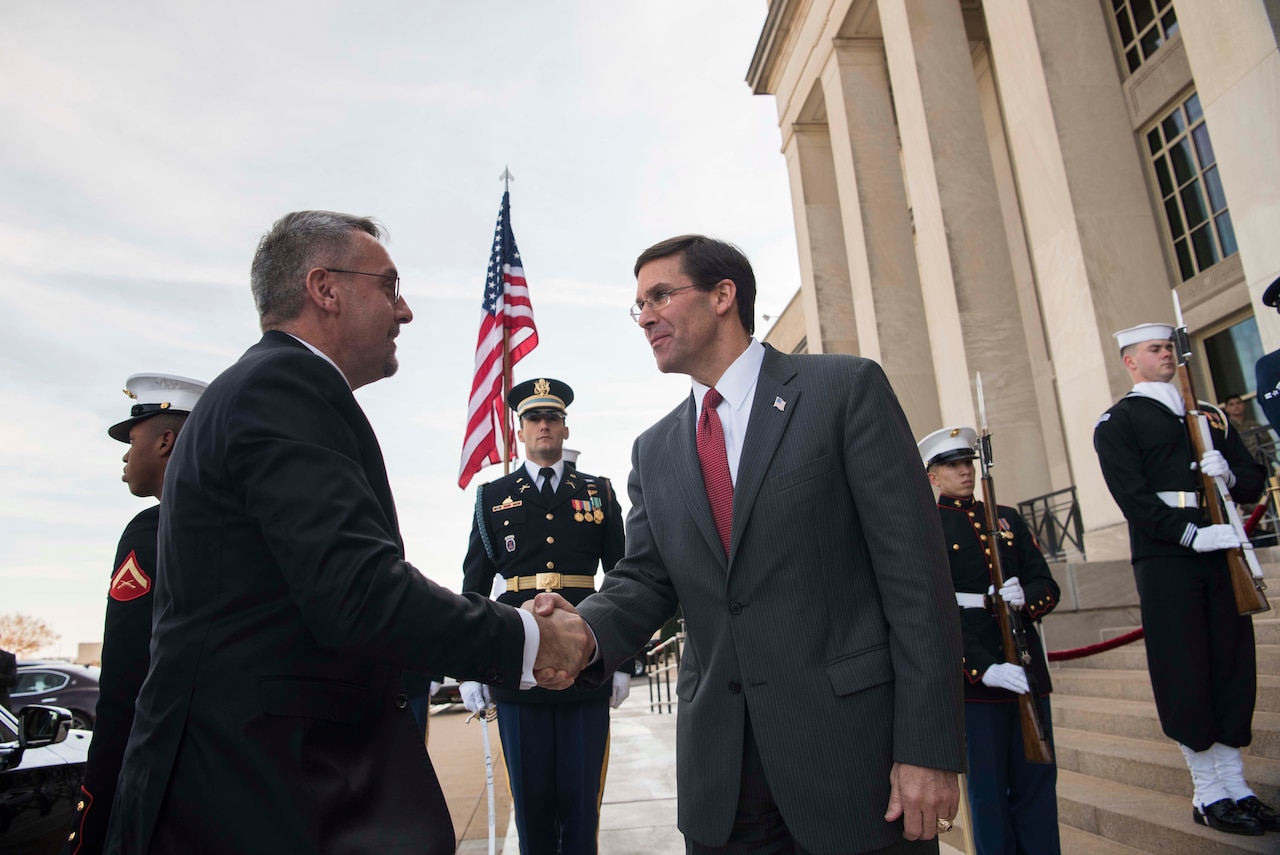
540, 467, 556, 501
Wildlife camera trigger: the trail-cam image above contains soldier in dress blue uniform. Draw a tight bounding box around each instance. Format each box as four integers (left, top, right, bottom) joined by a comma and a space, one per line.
1095, 323, 1278, 837
1255, 277, 1280, 430
64, 373, 206, 855
918, 426, 1061, 855
459, 377, 630, 855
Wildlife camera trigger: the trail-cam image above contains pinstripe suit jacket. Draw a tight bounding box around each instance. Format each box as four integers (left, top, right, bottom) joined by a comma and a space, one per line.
576, 346, 965, 854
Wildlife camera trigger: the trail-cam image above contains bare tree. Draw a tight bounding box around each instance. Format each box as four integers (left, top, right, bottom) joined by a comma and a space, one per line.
0, 613, 59, 658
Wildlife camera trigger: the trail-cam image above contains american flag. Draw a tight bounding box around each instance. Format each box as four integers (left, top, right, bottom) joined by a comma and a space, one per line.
458, 190, 538, 488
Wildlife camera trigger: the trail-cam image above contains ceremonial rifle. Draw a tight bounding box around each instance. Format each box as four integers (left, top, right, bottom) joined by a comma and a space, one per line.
975, 373, 1054, 764
1171, 294, 1270, 616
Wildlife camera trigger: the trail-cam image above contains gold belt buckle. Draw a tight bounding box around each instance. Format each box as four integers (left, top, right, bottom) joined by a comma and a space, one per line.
535, 572, 562, 591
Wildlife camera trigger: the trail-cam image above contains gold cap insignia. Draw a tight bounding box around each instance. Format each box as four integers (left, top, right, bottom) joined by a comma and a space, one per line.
534, 378, 551, 396
949, 428, 961, 437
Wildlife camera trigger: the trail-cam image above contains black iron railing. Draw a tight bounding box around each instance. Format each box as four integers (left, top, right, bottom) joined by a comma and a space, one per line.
1018, 486, 1085, 561
644, 634, 683, 714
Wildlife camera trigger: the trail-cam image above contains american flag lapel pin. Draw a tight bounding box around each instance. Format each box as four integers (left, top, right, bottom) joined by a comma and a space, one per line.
773, 396, 786, 412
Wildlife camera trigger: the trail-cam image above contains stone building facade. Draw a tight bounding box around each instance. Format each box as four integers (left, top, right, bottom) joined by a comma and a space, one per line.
749, 0, 1280, 557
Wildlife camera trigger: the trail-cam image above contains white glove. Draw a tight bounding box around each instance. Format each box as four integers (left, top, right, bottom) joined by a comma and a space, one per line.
428, 681, 441, 697
1192, 524, 1241, 553
981, 662, 1029, 695
1198, 449, 1236, 487
997, 577, 1025, 608
459, 681, 491, 713
610, 671, 631, 709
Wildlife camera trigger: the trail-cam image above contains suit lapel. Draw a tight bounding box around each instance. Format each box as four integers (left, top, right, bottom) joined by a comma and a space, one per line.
670, 393, 727, 565
729, 348, 799, 563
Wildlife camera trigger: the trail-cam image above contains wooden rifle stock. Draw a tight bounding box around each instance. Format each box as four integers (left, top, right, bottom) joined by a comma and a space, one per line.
1173, 363, 1271, 616
978, 468, 1054, 764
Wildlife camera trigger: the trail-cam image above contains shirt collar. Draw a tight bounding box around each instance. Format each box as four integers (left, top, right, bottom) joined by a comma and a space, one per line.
282, 333, 351, 388
939, 494, 977, 510
692, 338, 765, 413
523, 459, 564, 482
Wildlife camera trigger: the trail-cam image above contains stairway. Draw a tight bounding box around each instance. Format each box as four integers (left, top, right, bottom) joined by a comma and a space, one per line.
1048, 559, 1280, 853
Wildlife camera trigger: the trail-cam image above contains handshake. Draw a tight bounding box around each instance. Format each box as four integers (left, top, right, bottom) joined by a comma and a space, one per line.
524, 592, 596, 689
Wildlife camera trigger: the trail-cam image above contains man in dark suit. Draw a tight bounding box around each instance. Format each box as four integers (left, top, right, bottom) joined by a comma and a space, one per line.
918, 426, 1060, 855
64, 373, 206, 855
538, 235, 966, 854
104, 210, 590, 855
460, 377, 630, 855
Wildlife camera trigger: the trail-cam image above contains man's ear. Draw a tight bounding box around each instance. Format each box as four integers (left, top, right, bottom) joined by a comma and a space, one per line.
926, 468, 939, 488
304, 267, 340, 314
563, 424, 570, 441
712, 278, 737, 318
156, 429, 178, 458
516, 423, 527, 445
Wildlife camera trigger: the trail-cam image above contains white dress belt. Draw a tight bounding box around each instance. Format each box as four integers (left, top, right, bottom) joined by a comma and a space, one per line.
1156, 491, 1198, 509
955, 592, 987, 609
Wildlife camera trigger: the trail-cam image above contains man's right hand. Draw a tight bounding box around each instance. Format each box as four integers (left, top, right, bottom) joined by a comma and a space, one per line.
523, 592, 594, 689
459, 681, 490, 713
980, 662, 1029, 694
1192, 524, 1240, 553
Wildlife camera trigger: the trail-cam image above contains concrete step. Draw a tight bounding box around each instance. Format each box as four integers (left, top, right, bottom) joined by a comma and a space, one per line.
939, 821, 1149, 854
1255, 619, 1280, 645
1057, 642, 1280, 677
1053, 695, 1280, 761
1055, 727, 1280, 805
1057, 769, 1278, 853
1051, 668, 1280, 715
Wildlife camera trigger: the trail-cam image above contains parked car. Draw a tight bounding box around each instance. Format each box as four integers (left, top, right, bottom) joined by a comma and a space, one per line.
0, 704, 91, 855
12, 664, 100, 732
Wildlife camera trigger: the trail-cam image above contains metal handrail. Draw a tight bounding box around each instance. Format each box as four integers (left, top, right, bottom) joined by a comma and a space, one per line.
645, 634, 683, 714
1017, 486, 1085, 561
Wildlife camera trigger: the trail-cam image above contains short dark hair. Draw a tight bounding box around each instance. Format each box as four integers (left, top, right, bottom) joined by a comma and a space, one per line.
633, 235, 756, 335
140, 412, 189, 438
1224, 394, 1244, 404
251, 211, 385, 328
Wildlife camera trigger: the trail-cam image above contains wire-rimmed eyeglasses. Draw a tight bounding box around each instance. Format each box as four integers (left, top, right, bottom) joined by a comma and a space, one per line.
324, 268, 401, 303
628, 285, 700, 322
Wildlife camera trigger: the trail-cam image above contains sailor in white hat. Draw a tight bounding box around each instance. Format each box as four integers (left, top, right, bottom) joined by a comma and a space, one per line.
1095, 325, 1277, 835
918, 426, 1062, 853
65, 372, 206, 853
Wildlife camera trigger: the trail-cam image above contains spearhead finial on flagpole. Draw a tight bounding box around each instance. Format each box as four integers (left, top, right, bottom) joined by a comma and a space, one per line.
499, 166, 514, 190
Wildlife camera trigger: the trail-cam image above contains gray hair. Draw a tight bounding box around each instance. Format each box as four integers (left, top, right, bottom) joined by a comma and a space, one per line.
250, 210, 386, 327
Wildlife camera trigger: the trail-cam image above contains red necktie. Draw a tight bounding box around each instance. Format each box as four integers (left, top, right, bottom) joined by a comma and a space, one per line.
697, 387, 733, 556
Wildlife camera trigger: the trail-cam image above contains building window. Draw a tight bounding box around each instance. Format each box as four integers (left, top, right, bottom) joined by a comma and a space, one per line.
1111, 0, 1179, 74
1146, 92, 1237, 281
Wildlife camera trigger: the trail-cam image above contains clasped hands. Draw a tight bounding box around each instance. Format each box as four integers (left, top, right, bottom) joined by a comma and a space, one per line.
523, 592, 595, 689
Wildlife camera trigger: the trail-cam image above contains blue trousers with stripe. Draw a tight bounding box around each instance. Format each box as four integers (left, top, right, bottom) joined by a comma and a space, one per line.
496, 698, 611, 855
964, 696, 1060, 855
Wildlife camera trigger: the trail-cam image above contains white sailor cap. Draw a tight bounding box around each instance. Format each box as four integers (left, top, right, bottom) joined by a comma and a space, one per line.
108, 373, 208, 443
561, 447, 581, 467
917, 426, 979, 469
1113, 323, 1173, 352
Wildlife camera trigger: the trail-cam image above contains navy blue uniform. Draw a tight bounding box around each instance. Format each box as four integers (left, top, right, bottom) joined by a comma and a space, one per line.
938, 494, 1060, 855
65, 506, 159, 855
463, 464, 625, 855
1095, 393, 1264, 751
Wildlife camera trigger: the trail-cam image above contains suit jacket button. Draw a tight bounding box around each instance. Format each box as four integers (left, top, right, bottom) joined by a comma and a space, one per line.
729, 602, 742, 615
728, 681, 742, 694
395, 694, 408, 708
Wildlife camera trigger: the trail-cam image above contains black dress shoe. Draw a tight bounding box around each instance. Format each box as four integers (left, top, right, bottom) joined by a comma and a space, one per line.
1237, 796, 1280, 832
1193, 798, 1264, 835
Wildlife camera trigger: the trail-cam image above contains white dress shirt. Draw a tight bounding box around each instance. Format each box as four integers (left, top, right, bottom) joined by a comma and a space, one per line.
523, 459, 565, 493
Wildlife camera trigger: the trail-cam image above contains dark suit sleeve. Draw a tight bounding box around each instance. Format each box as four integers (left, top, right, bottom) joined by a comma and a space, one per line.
597, 478, 636, 676
226, 356, 525, 686
462, 485, 498, 597
839, 360, 965, 771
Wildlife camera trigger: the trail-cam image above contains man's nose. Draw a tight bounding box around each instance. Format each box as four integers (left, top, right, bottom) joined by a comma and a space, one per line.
396, 297, 414, 324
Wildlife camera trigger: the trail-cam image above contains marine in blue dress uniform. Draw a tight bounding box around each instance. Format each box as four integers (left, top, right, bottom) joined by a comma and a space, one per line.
460, 378, 630, 855
1095, 323, 1278, 837
918, 426, 1061, 855
64, 373, 206, 855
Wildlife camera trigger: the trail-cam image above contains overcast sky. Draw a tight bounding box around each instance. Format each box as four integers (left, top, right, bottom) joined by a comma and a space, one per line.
0, 2, 800, 658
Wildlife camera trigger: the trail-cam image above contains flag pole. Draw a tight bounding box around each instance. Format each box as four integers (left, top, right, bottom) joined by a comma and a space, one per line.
499, 166, 515, 475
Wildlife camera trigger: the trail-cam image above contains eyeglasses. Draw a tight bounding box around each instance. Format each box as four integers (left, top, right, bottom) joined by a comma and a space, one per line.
324, 268, 401, 303
629, 285, 700, 322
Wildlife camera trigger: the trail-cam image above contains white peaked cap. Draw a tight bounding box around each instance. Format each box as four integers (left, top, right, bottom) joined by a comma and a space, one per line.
1113, 323, 1174, 352
108, 373, 208, 442
917, 425, 979, 469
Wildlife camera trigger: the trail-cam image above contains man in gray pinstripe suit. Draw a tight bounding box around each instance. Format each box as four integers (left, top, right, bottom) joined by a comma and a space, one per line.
541, 235, 966, 854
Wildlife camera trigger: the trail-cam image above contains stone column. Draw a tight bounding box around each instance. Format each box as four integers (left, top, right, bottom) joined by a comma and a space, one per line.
820, 38, 942, 436
781, 120, 859, 355
878, 0, 1051, 505
1176, 0, 1280, 350
982, 0, 1175, 548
